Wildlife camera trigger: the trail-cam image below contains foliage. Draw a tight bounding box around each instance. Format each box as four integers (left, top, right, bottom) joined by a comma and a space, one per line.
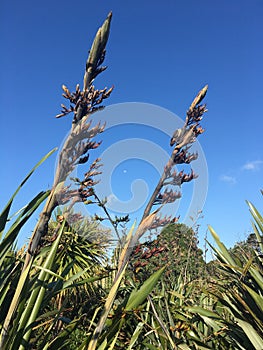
31, 213, 111, 348
0, 13, 114, 349
129, 223, 205, 285
205, 203, 263, 350
0, 173, 112, 349
228, 232, 261, 263
1, 10, 263, 350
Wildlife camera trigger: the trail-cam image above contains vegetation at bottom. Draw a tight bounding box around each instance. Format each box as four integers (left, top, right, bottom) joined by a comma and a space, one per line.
1, 12, 262, 350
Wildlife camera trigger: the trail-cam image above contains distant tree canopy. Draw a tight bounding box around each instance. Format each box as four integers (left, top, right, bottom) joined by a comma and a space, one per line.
129, 223, 205, 284
229, 233, 261, 262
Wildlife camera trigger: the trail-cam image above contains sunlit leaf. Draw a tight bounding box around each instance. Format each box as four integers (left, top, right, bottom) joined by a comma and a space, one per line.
125, 266, 165, 311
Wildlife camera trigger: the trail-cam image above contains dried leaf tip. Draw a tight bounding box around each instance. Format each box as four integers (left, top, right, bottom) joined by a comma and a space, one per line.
189, 84, 208, 112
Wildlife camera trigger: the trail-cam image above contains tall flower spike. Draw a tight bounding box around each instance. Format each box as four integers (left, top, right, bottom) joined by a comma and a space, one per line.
83, 12, 112, 91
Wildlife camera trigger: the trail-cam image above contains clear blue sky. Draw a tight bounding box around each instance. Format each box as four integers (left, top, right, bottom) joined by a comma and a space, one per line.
1, 0, 263, 252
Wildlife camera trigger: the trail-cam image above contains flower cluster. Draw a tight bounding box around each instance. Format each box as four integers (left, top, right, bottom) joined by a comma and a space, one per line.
149, 214, 179, 230
56, 84, 113, 123
153, 189, 181, 205
173, 148, 198, 164
164, 169, 197, 186
141, 85, 208, 225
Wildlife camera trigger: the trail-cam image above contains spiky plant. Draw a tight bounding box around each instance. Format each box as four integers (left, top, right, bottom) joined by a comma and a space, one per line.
0, 10, 211, 350
0, 13, 113, 349
205, 200, 263, 349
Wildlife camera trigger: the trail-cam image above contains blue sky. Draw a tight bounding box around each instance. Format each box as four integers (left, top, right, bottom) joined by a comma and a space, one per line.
1, 0, 263, 252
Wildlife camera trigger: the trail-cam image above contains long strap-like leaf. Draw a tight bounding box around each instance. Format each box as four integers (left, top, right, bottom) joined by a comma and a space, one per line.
0, 148, 57, 240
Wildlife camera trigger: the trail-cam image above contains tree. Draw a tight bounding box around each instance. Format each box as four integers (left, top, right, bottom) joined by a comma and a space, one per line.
129, 223, 205, 285
229, 232, 262, 263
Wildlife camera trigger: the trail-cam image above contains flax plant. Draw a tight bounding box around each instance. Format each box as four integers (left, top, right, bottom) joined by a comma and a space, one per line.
206, 201, 263, 349
1, 9, 263, 349
0, 11, 213, 350
85, 45, 209, 350
0, 149, 56, 348
23, 11, 113, 271
0, 13, 113, 349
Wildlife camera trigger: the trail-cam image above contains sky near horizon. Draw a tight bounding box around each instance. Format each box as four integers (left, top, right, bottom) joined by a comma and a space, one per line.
1, 0, 263, 251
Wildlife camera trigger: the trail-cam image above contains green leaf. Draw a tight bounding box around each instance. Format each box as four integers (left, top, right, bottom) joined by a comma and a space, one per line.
252, 223, 263, 256
17, 221, 65, 349
191, 345, 212, 350
187, 306, 220, 319
97, 338, 107, 350
125, 266, 166, 311
199, 316, 222, 332
244, 284, 263, 313
247, 200, 263, 252
0, 261, 32, 349
236, 318, 263, 350
250, 266, 263, 290
108, 330, 120, 350
87, 265, 128, 350
0, 148, 57, 240
0, 191, 50, 267
247, 201, 263, 232
42, 318, 81, 350
127, 322, 144, 349
208, 225, 236, 266
62, 272, 107, 290
178, 344, 193, 350
31, 264, 65, 280
142, 343, 160, 350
